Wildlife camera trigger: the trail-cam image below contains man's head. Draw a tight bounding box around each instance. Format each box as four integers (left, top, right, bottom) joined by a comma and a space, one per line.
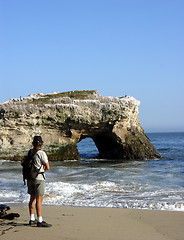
32, 136, 43, 148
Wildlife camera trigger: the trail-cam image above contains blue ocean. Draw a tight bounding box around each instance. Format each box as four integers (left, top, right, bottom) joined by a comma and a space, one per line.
0, 132, 184, 211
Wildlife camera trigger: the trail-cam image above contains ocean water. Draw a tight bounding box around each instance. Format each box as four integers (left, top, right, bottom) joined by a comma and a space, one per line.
0, 132, 184, 211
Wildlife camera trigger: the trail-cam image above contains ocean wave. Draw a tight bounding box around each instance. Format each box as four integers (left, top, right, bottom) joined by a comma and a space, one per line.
0, 180, 184, 212
0, 160, 11, 165
42, 181, 184, 212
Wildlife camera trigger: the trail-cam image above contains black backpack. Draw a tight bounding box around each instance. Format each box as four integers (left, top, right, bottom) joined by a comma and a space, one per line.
21, 149, 44, 185
21, 149, 37, 185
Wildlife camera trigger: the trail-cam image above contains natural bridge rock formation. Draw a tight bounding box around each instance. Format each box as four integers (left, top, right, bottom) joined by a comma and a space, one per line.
0, 90, 160, 161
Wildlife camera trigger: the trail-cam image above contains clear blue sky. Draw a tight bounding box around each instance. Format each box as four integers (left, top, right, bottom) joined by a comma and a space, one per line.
1, 0, 184, 132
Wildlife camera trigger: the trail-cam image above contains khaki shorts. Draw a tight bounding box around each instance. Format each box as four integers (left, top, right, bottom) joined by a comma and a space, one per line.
27, 179, 45, 196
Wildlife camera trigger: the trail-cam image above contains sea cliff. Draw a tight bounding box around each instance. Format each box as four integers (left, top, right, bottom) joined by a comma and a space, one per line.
0, 90, 160, 160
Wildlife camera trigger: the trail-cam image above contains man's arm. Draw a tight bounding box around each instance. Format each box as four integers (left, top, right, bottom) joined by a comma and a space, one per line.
41, 151, 50, 171
43, 162, 50, 171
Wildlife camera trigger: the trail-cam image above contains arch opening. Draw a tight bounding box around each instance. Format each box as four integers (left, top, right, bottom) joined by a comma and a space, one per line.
77, 137, 99, 159
92, 134, 124, 159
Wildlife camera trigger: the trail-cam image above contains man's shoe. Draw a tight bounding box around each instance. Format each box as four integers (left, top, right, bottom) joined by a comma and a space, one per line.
29, 220, 37, 226
37, 221, 52, 227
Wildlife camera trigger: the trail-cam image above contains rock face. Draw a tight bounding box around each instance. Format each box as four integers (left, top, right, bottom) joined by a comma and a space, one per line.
0, 90, 160, 161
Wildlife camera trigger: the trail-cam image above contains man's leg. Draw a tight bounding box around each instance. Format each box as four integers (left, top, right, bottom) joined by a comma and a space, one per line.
29, 195, 36, 224
36, 195, 52, 227
29, 195, 36, 215
36, 195, 43, 221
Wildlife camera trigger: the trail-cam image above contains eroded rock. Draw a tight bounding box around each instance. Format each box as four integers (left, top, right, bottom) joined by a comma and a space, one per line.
0, 90, 160, 161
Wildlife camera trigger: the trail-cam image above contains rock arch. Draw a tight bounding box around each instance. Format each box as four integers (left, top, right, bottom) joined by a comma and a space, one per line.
0, 90, 160, 161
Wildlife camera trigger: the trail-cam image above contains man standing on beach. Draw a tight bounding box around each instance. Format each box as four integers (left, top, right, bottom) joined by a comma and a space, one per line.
27, 136, 52, 227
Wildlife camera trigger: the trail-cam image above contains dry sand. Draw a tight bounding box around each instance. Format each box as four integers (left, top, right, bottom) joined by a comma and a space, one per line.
1, 205, 184, 240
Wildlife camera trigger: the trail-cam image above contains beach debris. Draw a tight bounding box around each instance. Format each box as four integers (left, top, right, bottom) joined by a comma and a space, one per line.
0, 204, 20, 220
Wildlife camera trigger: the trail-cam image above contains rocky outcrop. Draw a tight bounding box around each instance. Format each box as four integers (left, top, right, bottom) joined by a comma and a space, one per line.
0, 90, 160, 161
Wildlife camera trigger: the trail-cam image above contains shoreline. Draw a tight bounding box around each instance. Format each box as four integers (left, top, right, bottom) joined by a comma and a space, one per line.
1, 205, 184, 240
6, 202, 184, 212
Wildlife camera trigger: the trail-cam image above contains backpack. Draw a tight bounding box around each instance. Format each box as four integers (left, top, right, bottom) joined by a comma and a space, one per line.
21, 149, 38, 185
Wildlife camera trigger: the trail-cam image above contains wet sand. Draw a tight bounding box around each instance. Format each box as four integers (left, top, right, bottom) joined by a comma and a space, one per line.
1, 206, 184, 240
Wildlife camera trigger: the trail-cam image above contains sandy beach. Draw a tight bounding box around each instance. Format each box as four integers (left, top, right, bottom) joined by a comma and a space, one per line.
1, 206, 184, 240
